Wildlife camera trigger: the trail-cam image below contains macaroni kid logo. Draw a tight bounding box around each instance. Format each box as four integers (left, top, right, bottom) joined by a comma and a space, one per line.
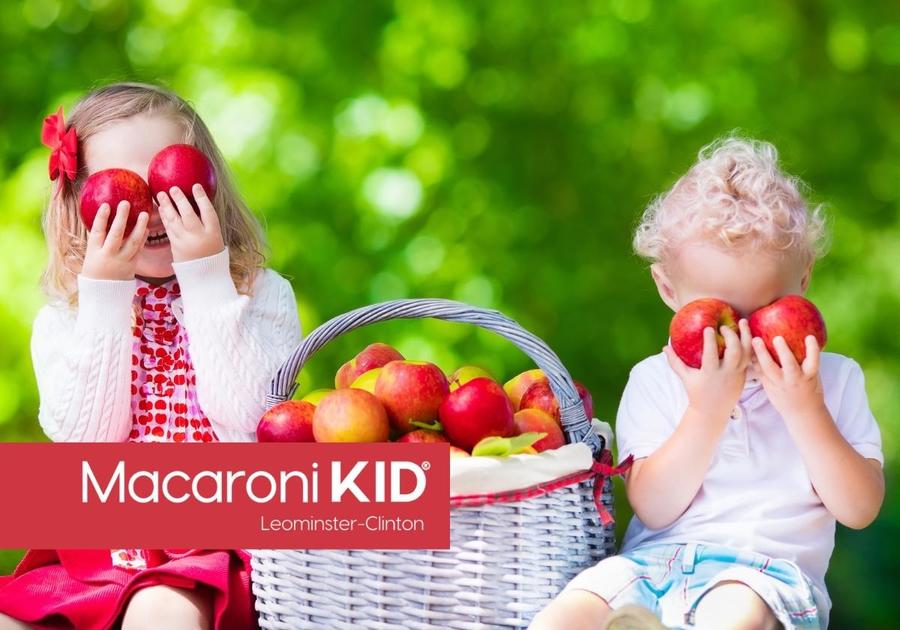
82, 459, 431, 504
0, 443, 450, 549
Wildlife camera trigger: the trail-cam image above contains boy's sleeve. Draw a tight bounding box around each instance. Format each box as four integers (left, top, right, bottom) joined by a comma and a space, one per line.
616, 357, 679, 463
835, 359, 883, 466
174, 248, 302, 436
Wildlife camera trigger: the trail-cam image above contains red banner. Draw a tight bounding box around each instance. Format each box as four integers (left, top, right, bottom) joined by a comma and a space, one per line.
0, 443, 450, 549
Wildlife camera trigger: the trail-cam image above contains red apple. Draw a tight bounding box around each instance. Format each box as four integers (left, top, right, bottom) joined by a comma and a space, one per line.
448, 366, 492, 391
519, 380, 594, 423
513, 408, 565, 452
449, 446, 471, 458
670, 298, 740, 369
335, 343, 404, 389
257, 400, 316, 442
79, 168, 153, 237
749, 295, 827, 365
396, 429, 449, 444
503, 369, 547, 410
312, 389, 390, 443
438, 377, 516, 451
148, 144, 217, 211
375, 360, 450, 433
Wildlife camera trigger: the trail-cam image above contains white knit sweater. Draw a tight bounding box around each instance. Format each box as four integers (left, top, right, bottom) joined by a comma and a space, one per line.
31, 248, 302, 443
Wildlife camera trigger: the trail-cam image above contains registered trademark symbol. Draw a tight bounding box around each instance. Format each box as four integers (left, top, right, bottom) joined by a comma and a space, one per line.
422, 461, 431, 470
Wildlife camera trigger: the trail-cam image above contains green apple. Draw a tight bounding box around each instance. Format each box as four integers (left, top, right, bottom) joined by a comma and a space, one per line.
301, 388, 334, 406
502, 369, 547, 409
448, 365, 493, 391
350, 368, 382, 394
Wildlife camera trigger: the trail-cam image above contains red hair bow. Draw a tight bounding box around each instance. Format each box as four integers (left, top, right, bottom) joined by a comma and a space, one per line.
41, 106, 78, 195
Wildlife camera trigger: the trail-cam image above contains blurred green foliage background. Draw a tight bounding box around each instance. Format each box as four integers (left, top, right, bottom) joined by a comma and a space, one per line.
0, 0, 897, 626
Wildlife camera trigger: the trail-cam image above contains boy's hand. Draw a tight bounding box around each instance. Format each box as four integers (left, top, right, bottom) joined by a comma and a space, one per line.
664, 318, 752, 421
157, 184, 225, 263
752, 335, 825, 419
81, 201, 150, 281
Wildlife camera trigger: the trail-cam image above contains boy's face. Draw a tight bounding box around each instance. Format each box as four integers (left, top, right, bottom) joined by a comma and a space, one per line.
652, 241, 811, 319
83, 113, 185, 280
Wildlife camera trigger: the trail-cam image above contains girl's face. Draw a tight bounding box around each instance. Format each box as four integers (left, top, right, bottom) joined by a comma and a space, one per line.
83, 113, 184, 280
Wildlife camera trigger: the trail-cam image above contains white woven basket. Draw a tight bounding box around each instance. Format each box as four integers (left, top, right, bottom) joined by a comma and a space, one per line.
251, 299, 618, 629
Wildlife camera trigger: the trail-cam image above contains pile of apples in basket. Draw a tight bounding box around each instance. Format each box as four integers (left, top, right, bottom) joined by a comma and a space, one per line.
257, 344, 594, 458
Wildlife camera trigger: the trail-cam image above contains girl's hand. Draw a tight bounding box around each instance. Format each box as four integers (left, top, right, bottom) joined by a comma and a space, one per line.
157, 184, 225, 263
664, 318, 753, 421
752, 335, 826, 420
81, 201, 150, 281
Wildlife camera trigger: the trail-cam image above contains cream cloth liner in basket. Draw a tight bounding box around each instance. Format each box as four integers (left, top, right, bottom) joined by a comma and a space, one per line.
450, 418, 614, 496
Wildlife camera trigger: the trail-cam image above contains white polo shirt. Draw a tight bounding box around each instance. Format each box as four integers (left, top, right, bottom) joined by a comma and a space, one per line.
616, 351, 883, 611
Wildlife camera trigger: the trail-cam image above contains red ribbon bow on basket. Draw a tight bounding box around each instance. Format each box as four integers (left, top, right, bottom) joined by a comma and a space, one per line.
590, 452, 634, 526
449, 451, 634, 527
41, 106, 78, 196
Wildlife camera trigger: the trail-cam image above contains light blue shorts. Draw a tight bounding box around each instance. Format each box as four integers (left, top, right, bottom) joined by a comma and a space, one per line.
563, 542, 824, 629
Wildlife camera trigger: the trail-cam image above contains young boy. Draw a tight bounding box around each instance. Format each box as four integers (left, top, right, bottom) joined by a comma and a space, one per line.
530, 137, 884, 630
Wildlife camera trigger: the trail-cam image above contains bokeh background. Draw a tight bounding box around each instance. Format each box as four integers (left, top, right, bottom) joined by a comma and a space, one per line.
1, 0, 897, 626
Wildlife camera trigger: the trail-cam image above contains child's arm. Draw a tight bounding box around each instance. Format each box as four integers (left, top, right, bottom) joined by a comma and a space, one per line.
173, 250, 301, 435
753, 337, 885, 529
158, 185, 301, 436
626, 322, 752, 529
31, 278, 136, 442
31, 203, 147, 442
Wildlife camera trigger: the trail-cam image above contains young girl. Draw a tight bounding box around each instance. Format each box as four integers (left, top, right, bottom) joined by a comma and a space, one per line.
0, 82, 301, 629
530, 137, 884, 630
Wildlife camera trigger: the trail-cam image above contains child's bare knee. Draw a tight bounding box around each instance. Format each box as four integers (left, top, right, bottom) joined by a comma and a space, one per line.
693, 581, 779, 630
121, 585, 212, 630
0, 613, 32, 630
529, 590, 611, 630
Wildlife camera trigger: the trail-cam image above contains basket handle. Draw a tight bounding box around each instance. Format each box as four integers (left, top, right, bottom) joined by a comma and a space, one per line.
265, 298, 603, 455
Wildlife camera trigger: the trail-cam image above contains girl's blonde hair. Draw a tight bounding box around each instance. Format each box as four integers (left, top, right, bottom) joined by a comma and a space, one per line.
42, 81, 267, 304
633, 135, 829, 265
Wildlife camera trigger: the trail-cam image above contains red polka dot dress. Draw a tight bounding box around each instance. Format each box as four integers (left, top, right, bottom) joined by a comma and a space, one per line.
112, 279, 219, 571
127, 279, 218, 445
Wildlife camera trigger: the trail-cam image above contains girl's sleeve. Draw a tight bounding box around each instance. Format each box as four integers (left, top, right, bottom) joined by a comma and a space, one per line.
31, 277, 136, 442
174, 248, 302, 435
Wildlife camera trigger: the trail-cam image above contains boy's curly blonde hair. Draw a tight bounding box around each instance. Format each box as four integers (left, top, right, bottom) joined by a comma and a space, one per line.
42, 81, 267, 304
633, 136, 829, 265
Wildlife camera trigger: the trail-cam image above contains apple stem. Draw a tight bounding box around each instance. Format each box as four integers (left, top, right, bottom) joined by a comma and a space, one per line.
409, 420, 443, 432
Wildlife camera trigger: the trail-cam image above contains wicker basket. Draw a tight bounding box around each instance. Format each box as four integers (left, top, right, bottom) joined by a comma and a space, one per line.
251, 299, 620, 629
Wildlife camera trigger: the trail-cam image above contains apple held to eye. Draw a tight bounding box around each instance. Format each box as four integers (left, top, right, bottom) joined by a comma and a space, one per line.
669, 298, 740, 369
749, 295, 827, 365
79, 144, 217, 237
79, 168, 153, 237
148, 144, 217, 211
